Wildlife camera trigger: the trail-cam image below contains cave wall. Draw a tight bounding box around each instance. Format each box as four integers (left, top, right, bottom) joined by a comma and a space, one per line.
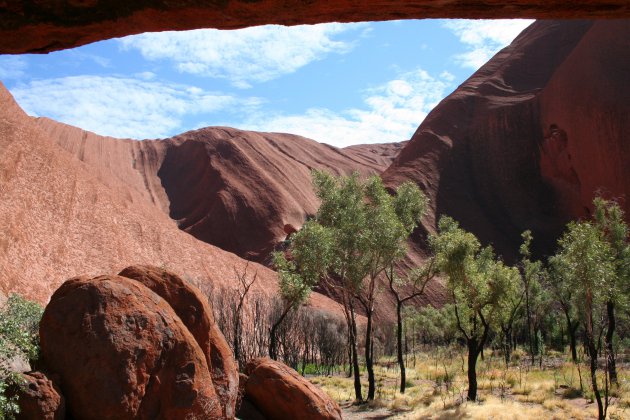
2, 0, 630, 54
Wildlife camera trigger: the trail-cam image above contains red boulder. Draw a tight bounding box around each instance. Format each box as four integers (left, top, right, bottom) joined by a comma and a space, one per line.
245, 357, 341, 420
14, 371, 65, 420
39, 275, 222, 419
119, 265, 238, 418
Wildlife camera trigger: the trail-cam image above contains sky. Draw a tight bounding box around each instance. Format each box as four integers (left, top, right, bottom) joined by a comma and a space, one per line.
0, 19, 533, 148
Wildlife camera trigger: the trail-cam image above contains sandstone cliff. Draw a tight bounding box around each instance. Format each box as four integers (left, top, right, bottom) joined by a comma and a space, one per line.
383, 20, 630, 257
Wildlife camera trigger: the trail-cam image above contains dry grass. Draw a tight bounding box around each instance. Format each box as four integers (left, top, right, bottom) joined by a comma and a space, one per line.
310, 348, 630, 419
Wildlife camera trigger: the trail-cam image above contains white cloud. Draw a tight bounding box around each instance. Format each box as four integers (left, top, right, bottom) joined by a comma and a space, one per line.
119, 23, 367, 87
240, 69, 451, 148
10, 76, 261, 139
0, 55, 28, 80
443, 19, 534, 69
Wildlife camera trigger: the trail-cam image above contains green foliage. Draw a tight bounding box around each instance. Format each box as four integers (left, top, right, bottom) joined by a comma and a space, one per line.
550, 221, 615, 319
274, 220, 335, 307
430, 216, 509, 339
0, 294, 44, 419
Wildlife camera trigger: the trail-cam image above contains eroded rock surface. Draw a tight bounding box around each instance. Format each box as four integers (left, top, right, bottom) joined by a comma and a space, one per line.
118, 264, 238, 419
14, 371, 65, 420
245, 357, 342, 420
39, 275, 222, 419
2, 1, 630, 54
383, 20, 630, 257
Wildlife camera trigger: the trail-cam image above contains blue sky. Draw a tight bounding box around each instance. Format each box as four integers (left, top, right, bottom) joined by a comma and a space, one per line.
0, 19, 533, 147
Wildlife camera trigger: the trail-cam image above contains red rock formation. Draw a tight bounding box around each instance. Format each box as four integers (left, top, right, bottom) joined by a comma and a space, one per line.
39, 275, 223, 419
384, 20, 630, 256
2, 1, 629, 54
14, 371, 65, 420
158, 128, 391, 261
245, 357, 342, 420
118, 264, 238, 419
0, 82, 342, 320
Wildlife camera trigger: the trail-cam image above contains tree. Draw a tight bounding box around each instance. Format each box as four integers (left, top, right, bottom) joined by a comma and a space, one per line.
593, 197, 630, 385
495, 254, 524, 366
271, 221, 334, 360
550, 220, 615, 420
386, 260, 436, 393
231, 263, 258, 370
430, 216, 510, 401
309, 171, 427, 401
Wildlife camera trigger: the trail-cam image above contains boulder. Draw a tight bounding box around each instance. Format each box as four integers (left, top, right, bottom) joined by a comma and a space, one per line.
39, 275, 222, 419
245, 357, 341, 420
14, 371, 65, 420
119, 265, 238, 418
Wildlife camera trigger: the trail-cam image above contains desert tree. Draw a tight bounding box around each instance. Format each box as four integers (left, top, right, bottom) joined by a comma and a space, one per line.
593, 197, 630, 385
386, 260, 436, 393
308, 171, 427, 401
430, 216, 511, 401
231, 263, 258, 369
495, 254, 525, 366
550, 220, 615, 420
270, 221, 334, 361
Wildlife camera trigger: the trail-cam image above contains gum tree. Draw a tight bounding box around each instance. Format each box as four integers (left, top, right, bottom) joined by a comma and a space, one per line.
270, 221, 333, 360
430, 216, 510, 401
550, 220, 615, 420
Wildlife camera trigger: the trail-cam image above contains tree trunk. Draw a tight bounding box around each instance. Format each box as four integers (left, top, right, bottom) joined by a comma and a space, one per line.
349, 303, 363, 402
605, 300, 618, 385
365, 307, 375, 400
467, 339, 480, 401
269, 306, 291, 360
503, 327, 512, 366
589, 338, 604, 419
396, 300, 406, 393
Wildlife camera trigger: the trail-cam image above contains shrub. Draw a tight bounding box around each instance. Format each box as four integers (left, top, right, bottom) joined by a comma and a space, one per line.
0, 294, 44, 419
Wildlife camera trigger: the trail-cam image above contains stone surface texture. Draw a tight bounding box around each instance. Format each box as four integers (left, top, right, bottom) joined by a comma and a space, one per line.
39, 275, 222, 419
118, 264, 238, 419
2, 1, 629, 54
245, 357, 342, 420
14, 371, 65, 420
383, 20, 630, 257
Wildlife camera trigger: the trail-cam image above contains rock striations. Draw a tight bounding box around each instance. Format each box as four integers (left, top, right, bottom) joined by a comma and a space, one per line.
0, 81, 368, 316
383, 20, 630, 257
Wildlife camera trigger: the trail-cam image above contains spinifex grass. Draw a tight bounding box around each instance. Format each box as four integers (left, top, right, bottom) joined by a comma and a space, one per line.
310, 347, 630, 419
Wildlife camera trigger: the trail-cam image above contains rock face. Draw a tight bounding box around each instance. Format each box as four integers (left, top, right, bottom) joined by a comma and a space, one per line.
383, 20, 630, 257
245, 357, 342, 420
159, 128, 390, 261
118, 264, 238, 419
0, 82, 344, 320
14, 371, 65, 420
39, 275, 223, 419
2, 1, 629, 54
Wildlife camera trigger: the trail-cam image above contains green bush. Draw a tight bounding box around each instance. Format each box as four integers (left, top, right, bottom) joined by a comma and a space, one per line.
0, 294, 44, 419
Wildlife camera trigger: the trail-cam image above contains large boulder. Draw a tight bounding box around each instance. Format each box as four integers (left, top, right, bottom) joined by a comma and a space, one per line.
14, 371, 65, 420
119, 264, 238, 418
39, 275, 222, 419
245, 357, 342, 420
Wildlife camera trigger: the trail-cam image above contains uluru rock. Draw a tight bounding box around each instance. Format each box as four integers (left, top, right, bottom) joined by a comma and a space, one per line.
2, 0, 629, 54
13, 371, 65, 420
118, 264, 238, 419
0, 82, 343, 321
245, 357, 342, 420
39, 275, 222, 419
383, 20, 630, 257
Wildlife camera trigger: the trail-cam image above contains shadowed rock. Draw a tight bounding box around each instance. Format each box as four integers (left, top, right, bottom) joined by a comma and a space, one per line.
13, 371, 65, 420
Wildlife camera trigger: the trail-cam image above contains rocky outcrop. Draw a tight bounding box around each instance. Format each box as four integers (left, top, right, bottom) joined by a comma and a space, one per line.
14, 371, 65, 420
158, 128, 391, 262
383, 20, 630, 257
39, 275, 223, 419
244, 357, 342, 420
0, 82, 343, 320
2, 1, 629, 54
118, 264, 238, 419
